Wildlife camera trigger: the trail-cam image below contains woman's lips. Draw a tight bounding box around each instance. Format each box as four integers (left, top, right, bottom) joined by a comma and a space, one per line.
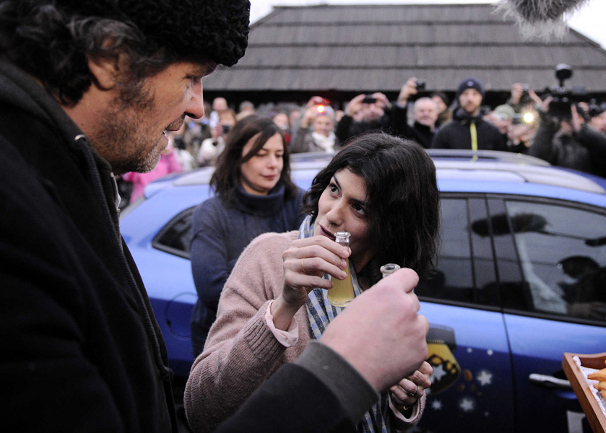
319, 225, 335, 241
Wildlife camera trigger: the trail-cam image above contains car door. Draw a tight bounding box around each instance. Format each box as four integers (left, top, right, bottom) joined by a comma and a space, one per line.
490, 197, 606, 433
416, 195, 516, 433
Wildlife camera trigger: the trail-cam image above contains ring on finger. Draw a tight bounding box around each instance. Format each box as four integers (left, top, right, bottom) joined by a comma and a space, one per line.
301, 258, 308, 274
408, 383, 419, 398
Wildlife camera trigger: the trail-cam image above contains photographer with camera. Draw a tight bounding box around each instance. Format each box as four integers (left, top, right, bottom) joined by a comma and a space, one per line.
529, 97, 606, 178
507, 83, 537, 113
291, 96, 341, 153
391, 77, 438, 148
335, 92, 394, 143
528, 65, 606, 178
432, 77, 507, 151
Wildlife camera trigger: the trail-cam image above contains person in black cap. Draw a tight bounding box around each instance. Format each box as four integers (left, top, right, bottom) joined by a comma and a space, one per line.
432, 77, 506, 151
0, 1, 429, 432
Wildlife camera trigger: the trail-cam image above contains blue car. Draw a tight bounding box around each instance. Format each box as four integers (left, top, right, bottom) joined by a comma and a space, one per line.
120, 150, 606, 433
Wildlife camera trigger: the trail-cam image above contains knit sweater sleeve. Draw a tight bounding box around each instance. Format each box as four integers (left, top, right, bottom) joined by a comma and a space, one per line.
184, 231, 307, 433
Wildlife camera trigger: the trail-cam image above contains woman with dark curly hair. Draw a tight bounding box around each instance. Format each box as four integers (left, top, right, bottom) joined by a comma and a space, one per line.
189, 114, 306, 355
185, 133, 440, 433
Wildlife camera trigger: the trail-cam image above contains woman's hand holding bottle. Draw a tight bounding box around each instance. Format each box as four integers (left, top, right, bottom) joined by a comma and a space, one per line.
270, 235, 349, 330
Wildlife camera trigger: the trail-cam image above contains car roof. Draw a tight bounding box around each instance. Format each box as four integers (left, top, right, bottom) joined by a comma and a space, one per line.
165, 149, 606, 196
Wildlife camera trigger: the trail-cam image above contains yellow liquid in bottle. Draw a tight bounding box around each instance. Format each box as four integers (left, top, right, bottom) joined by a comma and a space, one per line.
327, 259, 354, 307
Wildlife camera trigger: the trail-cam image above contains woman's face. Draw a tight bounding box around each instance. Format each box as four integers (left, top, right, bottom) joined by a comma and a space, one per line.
314, 168, 374, 270
240, 132, 284, 195
312, 115, 335, 137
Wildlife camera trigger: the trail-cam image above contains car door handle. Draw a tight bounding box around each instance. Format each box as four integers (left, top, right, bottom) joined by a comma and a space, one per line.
528, 373, 572, 390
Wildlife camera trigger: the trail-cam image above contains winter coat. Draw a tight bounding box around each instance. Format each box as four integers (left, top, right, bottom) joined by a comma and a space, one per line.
0, 59, 177, 432
431, 109, 507, 151
189, 183, 305, 354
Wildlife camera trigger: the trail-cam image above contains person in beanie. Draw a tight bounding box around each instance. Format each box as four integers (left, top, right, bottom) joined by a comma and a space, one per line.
432, 77, 506, 151
0, 0, 430, 432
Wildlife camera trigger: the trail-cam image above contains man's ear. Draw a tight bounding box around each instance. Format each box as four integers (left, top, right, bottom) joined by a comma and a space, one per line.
87, 55, 120, 91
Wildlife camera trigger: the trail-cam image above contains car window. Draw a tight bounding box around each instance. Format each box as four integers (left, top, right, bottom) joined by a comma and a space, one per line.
152, 207, 194, 259
505, 200, 606, 324
417, 197, 500, 308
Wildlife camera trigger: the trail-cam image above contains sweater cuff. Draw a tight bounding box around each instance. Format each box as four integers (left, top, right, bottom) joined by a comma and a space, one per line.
388, 394, 422, 424
295, 341, 379, 424
264, 300, 299, 347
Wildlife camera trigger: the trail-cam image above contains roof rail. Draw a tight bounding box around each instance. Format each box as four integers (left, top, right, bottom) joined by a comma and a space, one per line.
434, 160, 605, 194
426, 149, 550, 166
175, 149, 605, 194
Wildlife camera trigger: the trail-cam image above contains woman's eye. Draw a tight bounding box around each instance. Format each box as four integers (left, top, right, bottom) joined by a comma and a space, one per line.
353, 203, 366, 215
328, 183, 339, 194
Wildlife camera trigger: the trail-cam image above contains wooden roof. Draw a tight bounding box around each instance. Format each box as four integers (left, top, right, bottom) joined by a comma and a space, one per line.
203, 3, 606, 97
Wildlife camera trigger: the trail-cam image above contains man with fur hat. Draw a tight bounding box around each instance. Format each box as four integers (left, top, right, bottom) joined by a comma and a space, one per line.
0, 1, 430, 432
432, 77, 506, 151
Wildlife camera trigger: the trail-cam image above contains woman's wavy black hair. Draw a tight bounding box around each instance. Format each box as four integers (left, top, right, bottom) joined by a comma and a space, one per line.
210, 114, 298, 204
0, 0, 250, 105
302, 132, 440, 283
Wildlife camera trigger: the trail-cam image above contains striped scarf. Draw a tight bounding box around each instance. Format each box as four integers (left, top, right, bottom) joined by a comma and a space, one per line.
299, 215, 394, 433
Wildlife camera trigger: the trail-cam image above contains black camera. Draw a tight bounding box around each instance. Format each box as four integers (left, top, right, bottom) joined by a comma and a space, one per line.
416, 79, 426, 91
361, 96, 377, 104
545, 64, 586, 119
222, 124, 231, 134
588, 99, 606, 118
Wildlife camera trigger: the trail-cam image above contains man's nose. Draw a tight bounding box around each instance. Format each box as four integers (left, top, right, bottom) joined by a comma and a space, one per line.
185, 80, 205, 119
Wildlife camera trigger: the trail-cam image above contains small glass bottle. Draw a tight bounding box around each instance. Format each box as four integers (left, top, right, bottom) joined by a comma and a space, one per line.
380, 263, 401, 279
327, 232, 355, 307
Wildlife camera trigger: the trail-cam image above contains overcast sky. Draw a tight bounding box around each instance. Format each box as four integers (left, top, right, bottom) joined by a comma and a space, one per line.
249, 0, 606, 49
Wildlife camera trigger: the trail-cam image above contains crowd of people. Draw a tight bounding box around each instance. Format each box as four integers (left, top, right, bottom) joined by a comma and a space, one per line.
118, 76, 606, 206
2, 0, 606, 433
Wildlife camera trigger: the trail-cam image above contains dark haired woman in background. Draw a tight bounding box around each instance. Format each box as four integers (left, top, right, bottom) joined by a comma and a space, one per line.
185, 133, 440, 433
189, 114, 306, 355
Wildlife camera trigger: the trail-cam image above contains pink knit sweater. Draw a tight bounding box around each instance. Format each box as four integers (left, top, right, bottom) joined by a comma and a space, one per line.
184, 231, 425, 432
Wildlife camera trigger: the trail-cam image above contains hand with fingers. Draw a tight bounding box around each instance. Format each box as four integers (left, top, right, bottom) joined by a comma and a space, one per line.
371, 92, 391, 110
270, 235, 350, 330
344, 94, 369, 118
320, 268, 429, 393
389, 361, 433, 414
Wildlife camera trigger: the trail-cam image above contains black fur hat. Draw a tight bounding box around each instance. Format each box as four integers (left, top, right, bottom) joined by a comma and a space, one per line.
56, 0, 250, 67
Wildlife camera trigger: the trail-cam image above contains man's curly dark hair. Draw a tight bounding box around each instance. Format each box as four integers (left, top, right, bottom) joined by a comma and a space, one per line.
0, 0, 250, 105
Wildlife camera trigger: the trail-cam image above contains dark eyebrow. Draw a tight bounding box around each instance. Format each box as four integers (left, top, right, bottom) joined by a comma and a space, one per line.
332, 174, 368, 208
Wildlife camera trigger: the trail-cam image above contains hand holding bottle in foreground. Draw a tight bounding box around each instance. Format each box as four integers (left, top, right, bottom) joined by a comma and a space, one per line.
320, 267, 429, 392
